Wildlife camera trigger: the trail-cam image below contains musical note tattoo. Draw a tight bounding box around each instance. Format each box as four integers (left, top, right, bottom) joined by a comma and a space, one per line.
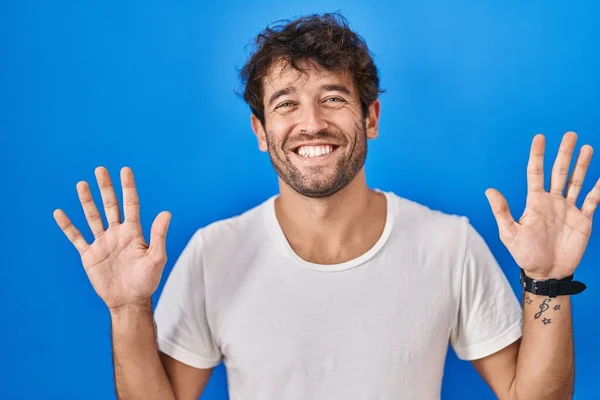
534, 298, 551, 319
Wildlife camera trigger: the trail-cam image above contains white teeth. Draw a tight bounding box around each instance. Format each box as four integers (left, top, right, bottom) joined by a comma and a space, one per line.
297, 145, 334, 157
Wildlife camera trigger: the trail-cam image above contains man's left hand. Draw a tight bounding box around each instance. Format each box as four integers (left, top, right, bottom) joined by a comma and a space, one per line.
485, 131, 599, 280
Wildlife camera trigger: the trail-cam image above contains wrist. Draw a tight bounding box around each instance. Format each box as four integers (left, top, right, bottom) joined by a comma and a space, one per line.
109, 299, 154, 335
109, 299, 153, 317
520, 268, 585, 298
520, 269, 573, 281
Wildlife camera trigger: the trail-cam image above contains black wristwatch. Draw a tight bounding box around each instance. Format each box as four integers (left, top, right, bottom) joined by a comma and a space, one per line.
520, 269, 587, 297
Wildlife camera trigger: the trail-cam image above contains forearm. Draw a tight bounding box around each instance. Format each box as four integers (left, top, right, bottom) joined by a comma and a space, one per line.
512, 293, 574, 400
110, 300, 176, 400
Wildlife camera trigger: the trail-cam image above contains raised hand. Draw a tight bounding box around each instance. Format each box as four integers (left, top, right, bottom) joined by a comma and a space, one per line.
485, 131, 600, 280
54, 166, 172, 310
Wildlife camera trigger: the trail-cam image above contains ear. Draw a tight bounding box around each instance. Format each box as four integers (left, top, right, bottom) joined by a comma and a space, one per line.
365, 99, 381, 140
251, 113, 268, 152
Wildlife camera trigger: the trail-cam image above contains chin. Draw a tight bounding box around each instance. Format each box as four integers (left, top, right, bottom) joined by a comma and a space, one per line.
287, 175, 351, 198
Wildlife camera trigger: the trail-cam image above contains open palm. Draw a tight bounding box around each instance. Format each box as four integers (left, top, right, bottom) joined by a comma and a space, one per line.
54, 167, 172, 310
485, 132, 599, 280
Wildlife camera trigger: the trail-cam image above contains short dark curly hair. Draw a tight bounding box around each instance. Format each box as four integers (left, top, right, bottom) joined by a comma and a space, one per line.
240, 12, 384, 126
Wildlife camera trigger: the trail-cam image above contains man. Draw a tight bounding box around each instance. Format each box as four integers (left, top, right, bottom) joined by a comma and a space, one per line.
54, 13, 598, 400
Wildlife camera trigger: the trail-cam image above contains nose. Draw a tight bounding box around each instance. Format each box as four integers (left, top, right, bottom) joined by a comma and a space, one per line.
297, 104, 328, 133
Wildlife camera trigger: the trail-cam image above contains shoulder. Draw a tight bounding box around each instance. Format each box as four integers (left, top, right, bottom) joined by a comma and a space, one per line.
383, 191, 500, 276
383, 191, 471, 244
186, 195, 275, 257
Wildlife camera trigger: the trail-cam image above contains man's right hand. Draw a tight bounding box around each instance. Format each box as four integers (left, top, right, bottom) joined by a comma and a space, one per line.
54, 166, 172, 311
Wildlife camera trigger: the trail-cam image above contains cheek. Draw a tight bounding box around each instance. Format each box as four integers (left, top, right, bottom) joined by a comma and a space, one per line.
268, 116, 292, 132
266, 119, 292, 145
329, 110, 362, 132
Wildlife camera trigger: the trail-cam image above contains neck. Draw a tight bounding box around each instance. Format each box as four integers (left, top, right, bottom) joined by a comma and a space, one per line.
274, 169, 387, 264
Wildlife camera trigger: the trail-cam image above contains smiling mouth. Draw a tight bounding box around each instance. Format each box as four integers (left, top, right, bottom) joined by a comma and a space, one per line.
293, 144, 340, 158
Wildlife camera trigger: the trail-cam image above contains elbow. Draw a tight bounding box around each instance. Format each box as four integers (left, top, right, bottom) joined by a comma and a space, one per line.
510, 376, 574, 400
513, 385, 574, 400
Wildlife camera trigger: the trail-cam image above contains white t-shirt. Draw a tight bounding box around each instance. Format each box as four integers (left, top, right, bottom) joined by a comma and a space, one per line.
154, 191, 523, 400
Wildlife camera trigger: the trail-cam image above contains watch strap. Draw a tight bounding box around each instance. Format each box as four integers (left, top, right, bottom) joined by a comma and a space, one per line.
520, 269, 586, 297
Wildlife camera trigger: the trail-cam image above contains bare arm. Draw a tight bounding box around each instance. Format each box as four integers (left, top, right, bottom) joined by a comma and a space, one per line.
514, 293, 573, 399
159, 353, 213, 399
111, 301, 176, 400
473, 293, 574, 400
111, 300, 213, 400
479, 132, 599, 399
53, 167, 212, 399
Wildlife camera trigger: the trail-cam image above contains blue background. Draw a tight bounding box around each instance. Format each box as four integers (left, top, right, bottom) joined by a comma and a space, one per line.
1, 1, 599, 399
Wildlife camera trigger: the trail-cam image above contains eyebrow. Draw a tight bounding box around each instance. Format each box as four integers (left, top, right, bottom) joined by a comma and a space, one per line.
267, 87, 295, 108
266, 84, 353, 108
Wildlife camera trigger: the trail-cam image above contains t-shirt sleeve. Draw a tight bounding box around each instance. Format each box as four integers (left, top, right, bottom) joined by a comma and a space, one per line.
153, 230, 222, 369
450, 220, 523, 361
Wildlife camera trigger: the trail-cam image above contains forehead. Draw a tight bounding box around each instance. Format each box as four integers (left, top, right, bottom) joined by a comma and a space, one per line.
262, 59, 355, 96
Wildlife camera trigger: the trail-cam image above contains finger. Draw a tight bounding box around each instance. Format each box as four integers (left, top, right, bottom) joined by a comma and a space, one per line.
76, 181, 105, 238
550, 132, 578, 195
121, 167, 141, 223
581, 178, 600, 219
485, 188, 518, 240
53, 209, 89, 253
566, 145, 593, 205
527, 134, 546, 193
95, 166, 121, 226
147, 211, 172, 265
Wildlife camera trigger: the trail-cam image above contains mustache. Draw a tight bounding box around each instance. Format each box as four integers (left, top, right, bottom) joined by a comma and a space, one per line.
284, 131, 347, 150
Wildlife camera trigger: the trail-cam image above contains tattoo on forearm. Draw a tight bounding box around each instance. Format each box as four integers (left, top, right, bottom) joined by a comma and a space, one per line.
527, 297, 561, 325
534, 298, 551, 319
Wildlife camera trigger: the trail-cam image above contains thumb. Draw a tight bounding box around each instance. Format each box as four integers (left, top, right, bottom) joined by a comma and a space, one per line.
148, 211, 172, 264
485, 188, 517, 240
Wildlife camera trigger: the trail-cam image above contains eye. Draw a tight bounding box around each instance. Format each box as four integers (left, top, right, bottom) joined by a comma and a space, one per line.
275, 101, 295, 110
324, 97, 345, 104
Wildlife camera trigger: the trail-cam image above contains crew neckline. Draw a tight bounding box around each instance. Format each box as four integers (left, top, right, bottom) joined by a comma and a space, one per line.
265, 190, 395, 272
